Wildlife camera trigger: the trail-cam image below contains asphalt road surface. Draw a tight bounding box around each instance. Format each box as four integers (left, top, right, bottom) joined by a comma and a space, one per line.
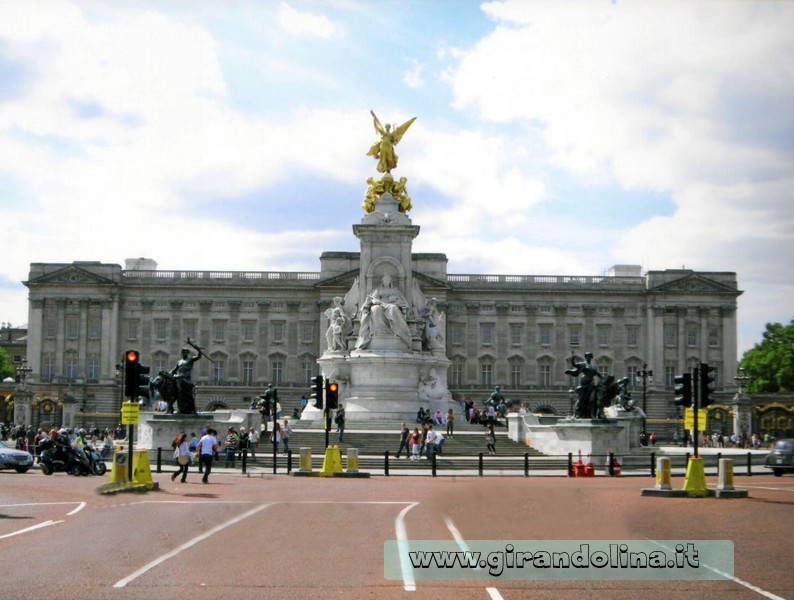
1, 469, 792, 600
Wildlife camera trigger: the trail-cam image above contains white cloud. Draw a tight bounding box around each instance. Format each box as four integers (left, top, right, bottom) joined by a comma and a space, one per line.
276, 2, 338, 39
403, 58, 424, 88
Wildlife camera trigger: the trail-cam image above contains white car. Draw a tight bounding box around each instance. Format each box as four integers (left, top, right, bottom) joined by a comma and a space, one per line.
0, 440, 35, 473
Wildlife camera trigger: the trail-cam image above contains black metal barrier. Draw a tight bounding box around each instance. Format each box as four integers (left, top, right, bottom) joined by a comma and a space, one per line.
139, 447, 769, 477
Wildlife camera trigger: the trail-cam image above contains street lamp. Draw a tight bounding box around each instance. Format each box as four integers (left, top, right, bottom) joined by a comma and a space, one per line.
15, 358, 32, 385
734, 367, 750, 394
637, 363, 653, 421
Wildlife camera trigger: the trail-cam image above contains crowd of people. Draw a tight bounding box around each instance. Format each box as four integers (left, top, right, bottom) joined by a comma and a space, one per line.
0, 423, 119, 459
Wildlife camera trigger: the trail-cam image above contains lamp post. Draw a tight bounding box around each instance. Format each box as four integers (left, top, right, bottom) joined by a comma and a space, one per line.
734, 367, 750, 394
637, 363, 653, 430
15, 358, 32, 385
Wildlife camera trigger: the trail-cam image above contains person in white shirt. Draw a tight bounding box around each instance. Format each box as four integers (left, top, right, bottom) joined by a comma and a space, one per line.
197, 428, 219, 484
425, 425, 438, 458
248, 426, 260, 460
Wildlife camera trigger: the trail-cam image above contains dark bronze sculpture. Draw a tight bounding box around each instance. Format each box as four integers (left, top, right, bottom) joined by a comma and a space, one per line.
151, 339, 204, 414
565, 351, 623, 419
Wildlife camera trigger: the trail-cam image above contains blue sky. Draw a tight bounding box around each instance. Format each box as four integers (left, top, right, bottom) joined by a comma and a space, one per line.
1, 0, 793, 357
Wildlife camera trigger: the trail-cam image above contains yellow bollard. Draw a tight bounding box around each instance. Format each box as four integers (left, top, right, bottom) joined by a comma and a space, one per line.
108, 450, 128, 483
655, 456, 672, 490
320, 446, 343, 477
682, 457, 709, 497
299, 447, 312, 472
347, 448, 359, 473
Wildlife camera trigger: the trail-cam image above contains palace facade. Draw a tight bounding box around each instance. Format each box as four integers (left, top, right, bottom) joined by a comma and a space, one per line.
18, 253, 742, 433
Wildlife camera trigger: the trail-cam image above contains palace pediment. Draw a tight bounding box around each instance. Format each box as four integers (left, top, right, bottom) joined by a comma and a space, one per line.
650, 274, 738, 294
26, 264, 115, 286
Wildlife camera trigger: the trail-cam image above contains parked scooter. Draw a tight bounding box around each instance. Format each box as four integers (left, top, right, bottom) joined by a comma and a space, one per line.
84, 443, 107, 476
38, 439, 90, 476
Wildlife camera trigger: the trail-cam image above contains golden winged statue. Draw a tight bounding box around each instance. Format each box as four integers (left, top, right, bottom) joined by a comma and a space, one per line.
367, 110, 416, 173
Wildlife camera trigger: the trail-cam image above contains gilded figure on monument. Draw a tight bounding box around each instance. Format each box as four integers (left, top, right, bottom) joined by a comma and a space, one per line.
367, 110, 416, 174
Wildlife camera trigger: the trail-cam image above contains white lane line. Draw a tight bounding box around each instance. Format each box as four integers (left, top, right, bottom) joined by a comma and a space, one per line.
0, 502, 84, 508
395, 502, 419, 592
486, 588, 505, 600
67, 502, 86, 516
113, 502, 272, 588
444, 516, 481, 571
0, 520, 65, 539
647, 539, 786, 600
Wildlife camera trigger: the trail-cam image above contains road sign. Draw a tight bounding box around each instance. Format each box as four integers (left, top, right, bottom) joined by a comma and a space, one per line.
684, 407, 708, 431
121, 401, 140, 425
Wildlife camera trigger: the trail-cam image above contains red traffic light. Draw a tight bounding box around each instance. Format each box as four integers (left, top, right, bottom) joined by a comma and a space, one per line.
126, 350, 139, 363
328, 382, 339, 393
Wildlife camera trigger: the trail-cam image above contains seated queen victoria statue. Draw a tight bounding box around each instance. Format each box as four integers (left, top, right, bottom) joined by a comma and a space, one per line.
355, 274, 412, 351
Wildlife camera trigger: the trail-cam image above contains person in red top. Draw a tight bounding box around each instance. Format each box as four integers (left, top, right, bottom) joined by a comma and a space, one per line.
410, 428, 421, 462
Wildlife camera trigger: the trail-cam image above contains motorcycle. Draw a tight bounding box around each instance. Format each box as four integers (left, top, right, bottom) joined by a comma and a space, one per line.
84, 443, 107, 476
38, 439, 90, 476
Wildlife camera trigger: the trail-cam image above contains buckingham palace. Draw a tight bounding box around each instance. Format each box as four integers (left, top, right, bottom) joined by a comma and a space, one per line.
18, 250, 741, 432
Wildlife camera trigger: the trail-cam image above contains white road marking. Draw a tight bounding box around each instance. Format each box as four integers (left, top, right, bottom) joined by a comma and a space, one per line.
113, 502, 272, 588
486, 588, 505, 600
67, 502, 86, 515
0, 519, 64, 539
647, 539, 786, 600
395, 502, 419, 592
444, 515, 481, 571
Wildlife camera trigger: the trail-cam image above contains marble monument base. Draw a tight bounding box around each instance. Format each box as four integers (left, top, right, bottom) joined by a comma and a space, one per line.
137, 410, 259, 450
304, 347, 452, 421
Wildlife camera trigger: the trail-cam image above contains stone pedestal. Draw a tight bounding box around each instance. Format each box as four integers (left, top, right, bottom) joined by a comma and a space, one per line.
314, 349, 451, 421
137, 410, 259, 450
509, 407, 648, 457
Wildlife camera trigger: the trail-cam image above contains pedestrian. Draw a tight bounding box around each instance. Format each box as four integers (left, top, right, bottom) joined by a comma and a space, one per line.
171, 432, 191, 483
485, 427, 496, 455
197, 428, 219, 484
335, 404, 346, 442
434, 430, 445, 455
237, 426, 249, 461
446, 409, 454, 438
248, 426, 259, 460
396, 422, 409, 458
410, 428, 421, 461
224, 427, 239, 468
270, 421, 282, 452
281, 419, 292, 455
425, 424, 437, 459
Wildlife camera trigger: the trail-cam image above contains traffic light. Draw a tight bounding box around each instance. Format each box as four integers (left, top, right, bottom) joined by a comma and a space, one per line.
326, 381, 339, 410
310, 375, 324, 409
699, 363, 716, 407
673, 372, 692, 408
124, 350, 151, 400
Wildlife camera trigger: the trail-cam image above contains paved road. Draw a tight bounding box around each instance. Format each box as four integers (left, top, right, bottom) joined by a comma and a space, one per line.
1, 470, 792, 600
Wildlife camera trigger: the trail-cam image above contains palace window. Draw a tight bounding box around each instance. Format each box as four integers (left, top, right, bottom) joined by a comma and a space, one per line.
626, 325, 639, 347
213, 320, 226, 342
510, 324, 522, 346
243, 321, 256, 343
481, 323, 494, 346
242, 360, 255, 385
271, 360, 284, 384
539, 324, 552, 346
213, 359, 225, 383
538, 364, 551, 388
88, 318, 101, 340
184, 320, 197, 341
480, 362, 493, 386
155, 319, 168, 342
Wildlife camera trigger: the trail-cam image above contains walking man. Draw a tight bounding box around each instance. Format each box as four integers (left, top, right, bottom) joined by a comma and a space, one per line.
197, 428, 219, 484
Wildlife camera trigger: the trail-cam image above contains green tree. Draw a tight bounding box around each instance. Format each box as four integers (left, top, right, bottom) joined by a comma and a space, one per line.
739, 319, 794, 393
0, 347, 13, 380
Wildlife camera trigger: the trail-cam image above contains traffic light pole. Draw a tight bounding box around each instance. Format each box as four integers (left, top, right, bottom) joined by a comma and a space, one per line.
324, 408, 330, 449
692, 365, 699, 459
